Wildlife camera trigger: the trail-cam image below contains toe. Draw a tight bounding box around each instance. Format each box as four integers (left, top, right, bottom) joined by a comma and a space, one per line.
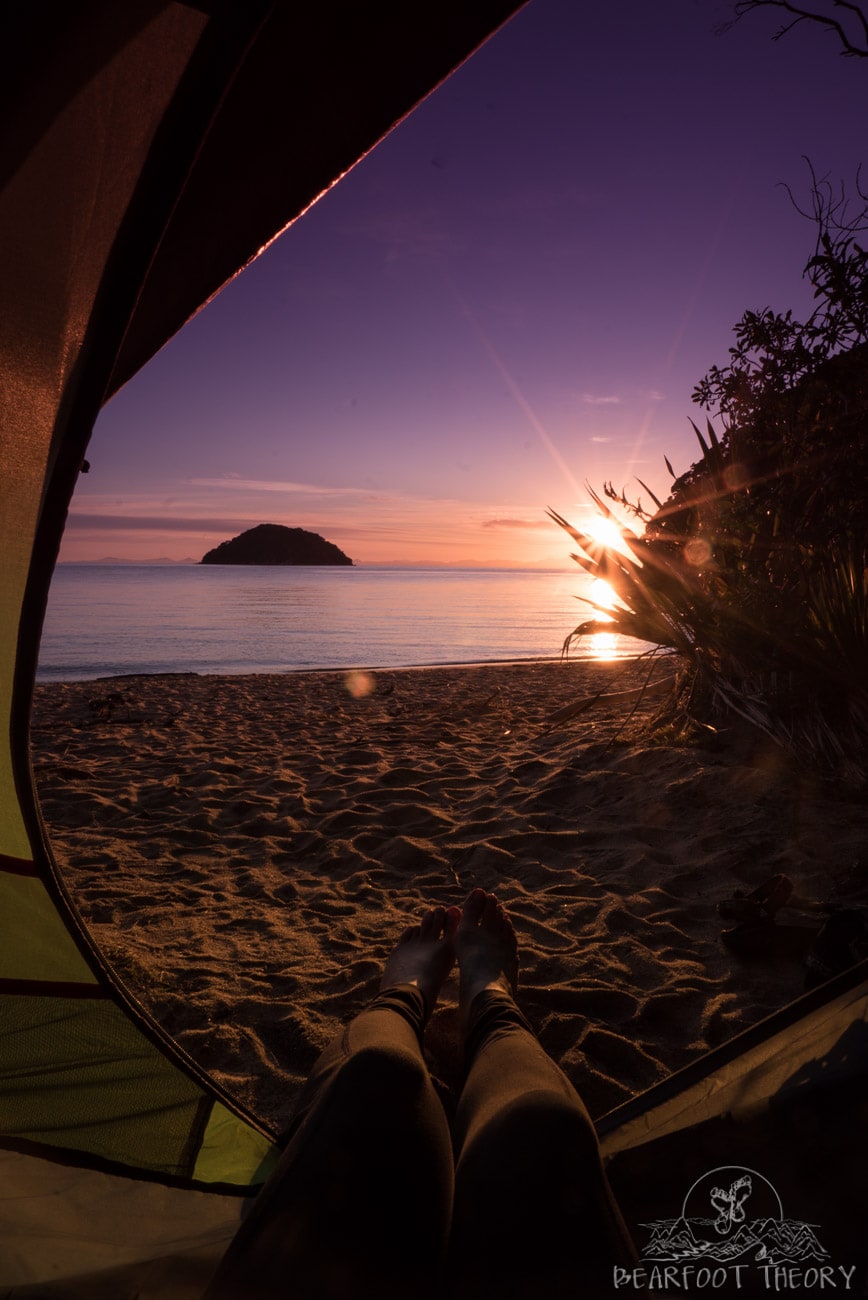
461, 888, 487, 928
483, 893, 501, 928
445, 905, 461, 941
421, 906, 447, 940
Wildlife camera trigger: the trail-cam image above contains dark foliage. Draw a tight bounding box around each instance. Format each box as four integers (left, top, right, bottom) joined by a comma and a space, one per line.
552, 170, 868, 775
722, 1, 868, 59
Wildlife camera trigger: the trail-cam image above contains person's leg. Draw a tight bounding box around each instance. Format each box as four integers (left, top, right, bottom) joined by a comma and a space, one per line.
447, 890, 636, 1300
205, 906, 459, 1300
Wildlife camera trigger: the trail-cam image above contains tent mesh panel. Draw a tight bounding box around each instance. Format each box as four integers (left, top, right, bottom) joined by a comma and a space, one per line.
1, 994, 210, 1175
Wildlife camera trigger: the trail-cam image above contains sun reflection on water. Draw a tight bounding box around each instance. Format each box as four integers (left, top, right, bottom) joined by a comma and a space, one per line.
588, 630, 620, 660
589, 577, 618, 611
584, 576, 627, 659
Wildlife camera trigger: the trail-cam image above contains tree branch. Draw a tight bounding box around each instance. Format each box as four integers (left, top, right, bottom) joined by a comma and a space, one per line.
724, 1, 868, 56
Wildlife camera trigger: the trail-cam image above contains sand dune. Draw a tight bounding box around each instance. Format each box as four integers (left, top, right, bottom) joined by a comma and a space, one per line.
31, 660, 868, 1131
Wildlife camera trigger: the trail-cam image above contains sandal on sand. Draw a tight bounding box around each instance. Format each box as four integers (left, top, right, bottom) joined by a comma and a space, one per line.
720, 894, 868, 972
718, 873, 793, 925
719, 876, 820, 957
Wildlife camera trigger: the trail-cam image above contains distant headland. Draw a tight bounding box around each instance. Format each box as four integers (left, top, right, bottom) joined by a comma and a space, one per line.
200, 524, 353, 566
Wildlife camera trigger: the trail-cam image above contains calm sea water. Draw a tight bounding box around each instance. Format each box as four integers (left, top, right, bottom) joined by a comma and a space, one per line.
36, 565, 648, 682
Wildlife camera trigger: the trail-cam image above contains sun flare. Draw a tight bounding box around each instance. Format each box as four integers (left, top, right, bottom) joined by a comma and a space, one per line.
580, 511, 636, 558
582, 513, 623, 548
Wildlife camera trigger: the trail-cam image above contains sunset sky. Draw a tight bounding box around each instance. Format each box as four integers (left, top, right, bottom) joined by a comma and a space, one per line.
62, 0, 865, 568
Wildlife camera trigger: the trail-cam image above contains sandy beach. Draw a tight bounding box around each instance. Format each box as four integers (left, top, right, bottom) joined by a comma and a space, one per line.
30, 659, 868, 1134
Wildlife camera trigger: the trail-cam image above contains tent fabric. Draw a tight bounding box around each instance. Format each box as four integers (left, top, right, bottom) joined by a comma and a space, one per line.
0, 2, 525, 1292
599, 959, 868, 1287
0, 1148, 255, 1300
0, 6, 280, 1291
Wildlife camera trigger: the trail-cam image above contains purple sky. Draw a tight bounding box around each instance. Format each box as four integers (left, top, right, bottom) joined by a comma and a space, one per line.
63, 0, 866, 567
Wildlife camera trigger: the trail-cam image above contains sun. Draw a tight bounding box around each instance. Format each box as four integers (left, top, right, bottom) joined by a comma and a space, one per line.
580, 511, 635, 558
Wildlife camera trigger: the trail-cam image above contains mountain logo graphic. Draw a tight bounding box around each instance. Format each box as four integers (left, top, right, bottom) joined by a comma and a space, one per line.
640, 1165, 829, 1265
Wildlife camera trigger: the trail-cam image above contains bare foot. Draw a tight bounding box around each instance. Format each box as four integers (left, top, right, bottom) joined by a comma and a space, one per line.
381, 905, 460, 1018
456, 888, 518, 1025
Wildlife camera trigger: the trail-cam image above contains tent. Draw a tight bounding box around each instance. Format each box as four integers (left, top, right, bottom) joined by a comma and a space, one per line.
2, 3, 867, 1296
0, 3, 524, 1294
599, 958, 868, 1293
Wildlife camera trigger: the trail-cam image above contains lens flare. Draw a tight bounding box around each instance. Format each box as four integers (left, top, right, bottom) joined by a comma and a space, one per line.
345, 670, 375, 699
684, 538, 712, 567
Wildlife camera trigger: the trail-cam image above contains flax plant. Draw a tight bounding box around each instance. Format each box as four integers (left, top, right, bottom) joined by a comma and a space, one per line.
550, 494, 868, 776
550, 169, 868, 776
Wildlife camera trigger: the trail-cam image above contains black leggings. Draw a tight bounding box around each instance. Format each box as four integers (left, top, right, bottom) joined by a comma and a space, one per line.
205, 985, 635, 1299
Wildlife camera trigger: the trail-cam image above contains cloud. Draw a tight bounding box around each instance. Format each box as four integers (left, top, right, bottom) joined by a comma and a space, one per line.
189, 477, 371, 497
583, 394, 621, 406
590, 436, 610, 443
67, 513, 250, 533
481, 517, 545, 530
63, 481, 572, 569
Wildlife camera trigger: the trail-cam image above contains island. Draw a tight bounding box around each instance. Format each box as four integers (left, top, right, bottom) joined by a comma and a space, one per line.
200, 524, 353, 566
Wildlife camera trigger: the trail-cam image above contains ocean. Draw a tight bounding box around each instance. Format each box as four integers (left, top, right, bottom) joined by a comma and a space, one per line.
36, 564, 650, 682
